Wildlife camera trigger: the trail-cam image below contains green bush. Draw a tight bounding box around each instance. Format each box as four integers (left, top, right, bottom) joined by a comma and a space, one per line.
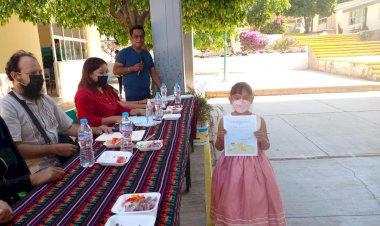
194, 31, 225, 57
260, 22, 288, 34
270, 37, 298, 53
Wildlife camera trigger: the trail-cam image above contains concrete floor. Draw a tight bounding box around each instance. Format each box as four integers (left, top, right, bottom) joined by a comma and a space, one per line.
207, 92, 380, 226
180, 145, 207, 225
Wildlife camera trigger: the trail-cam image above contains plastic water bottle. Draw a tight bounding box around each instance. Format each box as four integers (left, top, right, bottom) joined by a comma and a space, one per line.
174, 82, 181, 107
154, 92, 163, 121
78, 118, 94, 167
146, 99, 153, 124
119, 112, 133, 152
160, 83, 167, 107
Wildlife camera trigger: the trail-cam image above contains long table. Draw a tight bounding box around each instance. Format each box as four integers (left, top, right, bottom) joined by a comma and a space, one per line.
9, 97, 196, 226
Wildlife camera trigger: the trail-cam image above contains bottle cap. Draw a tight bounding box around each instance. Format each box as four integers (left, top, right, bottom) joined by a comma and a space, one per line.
122, 112, 129, 117
80, 118, 88, 124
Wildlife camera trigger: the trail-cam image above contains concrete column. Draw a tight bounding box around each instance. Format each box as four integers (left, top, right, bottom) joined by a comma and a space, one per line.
183, 31, 194, 91
150, 0, 185, 94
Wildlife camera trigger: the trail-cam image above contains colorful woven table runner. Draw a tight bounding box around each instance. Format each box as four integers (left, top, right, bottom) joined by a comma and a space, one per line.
9, 97, 195, 226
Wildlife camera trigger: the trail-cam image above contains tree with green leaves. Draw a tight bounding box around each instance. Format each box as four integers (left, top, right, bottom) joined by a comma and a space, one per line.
193, 30, 225, 57
0, 0, 255, 46
246, 0, 290, 29
337, 0, 351, 3
285, 0, 336, 33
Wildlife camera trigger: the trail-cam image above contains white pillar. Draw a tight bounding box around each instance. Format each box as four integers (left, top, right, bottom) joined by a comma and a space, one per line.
150, 0, 185, 94
183, 31, 194, 91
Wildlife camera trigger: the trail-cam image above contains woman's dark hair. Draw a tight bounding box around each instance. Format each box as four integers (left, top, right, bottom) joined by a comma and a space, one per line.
230, 82, 253, 96
129, 25, 145, 36
78, 57, 110, 91
5, 50, 36, 81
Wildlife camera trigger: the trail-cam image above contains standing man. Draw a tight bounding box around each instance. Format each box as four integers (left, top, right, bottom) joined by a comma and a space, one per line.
113, 25, 162, 101
113, 49, 123, 99
0, 50, 111, 174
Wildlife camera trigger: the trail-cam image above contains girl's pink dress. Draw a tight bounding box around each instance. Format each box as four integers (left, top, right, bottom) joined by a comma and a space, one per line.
211, 142, 286, 226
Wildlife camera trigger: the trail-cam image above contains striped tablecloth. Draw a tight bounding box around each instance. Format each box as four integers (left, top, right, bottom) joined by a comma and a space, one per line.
9, 97, 196, 226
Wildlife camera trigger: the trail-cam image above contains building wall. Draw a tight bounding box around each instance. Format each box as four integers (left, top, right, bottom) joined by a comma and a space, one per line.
0, 14, 43, 97
37, 24, 52, 48
0, 14, 43, 74
56, 26, 102, 99
87, 26, 102, 58
342, 11, 353, 33
366, 3, 380, 30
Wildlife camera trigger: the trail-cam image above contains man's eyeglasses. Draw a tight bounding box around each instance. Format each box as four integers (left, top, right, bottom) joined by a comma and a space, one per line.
16, 72, 43, 77
132, 35, 145, 39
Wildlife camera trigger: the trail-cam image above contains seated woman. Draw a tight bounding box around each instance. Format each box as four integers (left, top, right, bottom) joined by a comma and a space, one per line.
75, 57, 145, 127
0, 116, 65, 205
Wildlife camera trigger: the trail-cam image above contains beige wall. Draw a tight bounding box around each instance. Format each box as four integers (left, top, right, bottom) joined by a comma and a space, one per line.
0, 14, 44, 97
87, 26, 102, 58
314, 14, 336, 33
0, 14, 43, 74
37, 24, 52, 48
367, 3, 380, 30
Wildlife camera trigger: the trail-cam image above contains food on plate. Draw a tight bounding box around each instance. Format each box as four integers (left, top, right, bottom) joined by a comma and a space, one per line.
121, 194, 158, 212
166, 106, 182, 114
105, 138, 121, 145
137, 140, 162, 149
116, 156, 126, 163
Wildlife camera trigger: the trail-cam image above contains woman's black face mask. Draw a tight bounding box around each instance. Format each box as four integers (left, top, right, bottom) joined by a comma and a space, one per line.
19, 74, 44, 100
96, 76, 108, 87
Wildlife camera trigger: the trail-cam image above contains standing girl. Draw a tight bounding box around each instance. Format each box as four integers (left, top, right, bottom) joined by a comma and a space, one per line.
211, 82, 286, 226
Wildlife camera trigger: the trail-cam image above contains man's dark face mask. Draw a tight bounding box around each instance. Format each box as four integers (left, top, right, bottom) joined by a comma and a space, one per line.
19, 74, 44, 100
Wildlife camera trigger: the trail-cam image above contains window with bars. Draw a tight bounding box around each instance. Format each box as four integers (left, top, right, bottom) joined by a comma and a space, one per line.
52, 24, 88, 61
318, 17, 327, 25
349, 8, 365, 25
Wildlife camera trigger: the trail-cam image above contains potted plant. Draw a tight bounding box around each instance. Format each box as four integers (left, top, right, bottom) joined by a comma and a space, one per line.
187, 87, 222, 146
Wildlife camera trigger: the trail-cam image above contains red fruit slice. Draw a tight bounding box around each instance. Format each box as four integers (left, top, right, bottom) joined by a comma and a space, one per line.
116, 156, 126, 163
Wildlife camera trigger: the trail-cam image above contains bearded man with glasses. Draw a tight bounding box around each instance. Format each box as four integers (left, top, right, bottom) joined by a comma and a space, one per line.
0, 50, 111, 174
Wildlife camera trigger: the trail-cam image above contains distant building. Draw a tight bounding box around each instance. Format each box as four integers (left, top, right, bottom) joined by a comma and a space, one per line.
286, 0, 380, 34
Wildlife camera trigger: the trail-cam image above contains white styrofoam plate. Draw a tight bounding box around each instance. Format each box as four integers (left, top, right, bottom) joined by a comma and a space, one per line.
111, 192, 161, 217
105, 214, 156, 226
95, 130, 145, 143
163, 95, 175, 102
163, 114, 181, 120
166, 106, 182, 114
181, 94, 193, 99
96, 151, 132, 166
136, 140, 163, 152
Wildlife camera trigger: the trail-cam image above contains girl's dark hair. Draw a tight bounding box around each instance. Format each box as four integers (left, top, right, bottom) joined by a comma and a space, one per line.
230, 82, 253, 96
78, 57, 110, 91
5, 50, 36, 81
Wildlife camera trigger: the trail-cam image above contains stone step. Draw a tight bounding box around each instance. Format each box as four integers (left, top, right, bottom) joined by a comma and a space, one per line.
206, 85, 380, 97
316, 52, 380, 58
313, 49, 380, 55
369, 65, 380, 70
311, 44, 380, 49
298, 41, 380, 46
